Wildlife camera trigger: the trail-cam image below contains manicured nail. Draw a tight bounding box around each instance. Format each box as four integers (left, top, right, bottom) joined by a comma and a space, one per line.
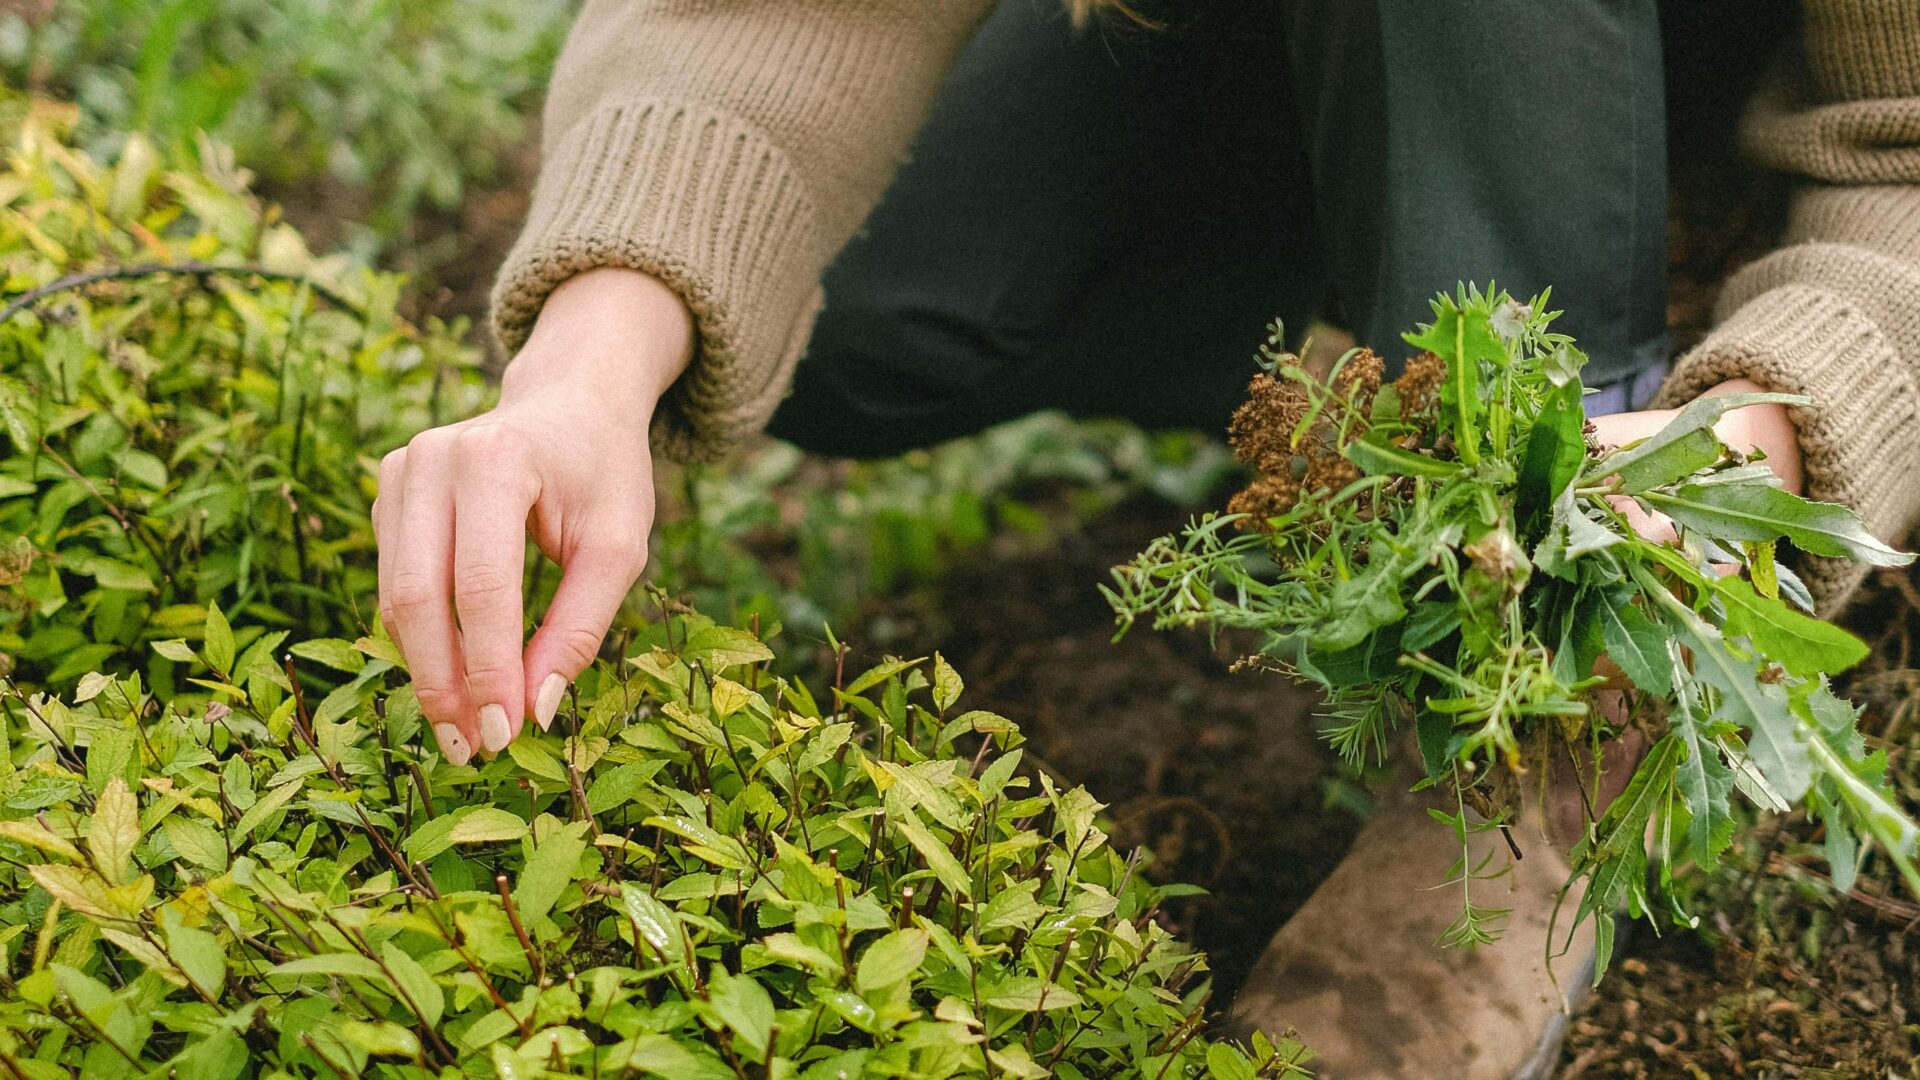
433, 723, 471, 766
479, 704, 511, 754
534, 673, 566, 731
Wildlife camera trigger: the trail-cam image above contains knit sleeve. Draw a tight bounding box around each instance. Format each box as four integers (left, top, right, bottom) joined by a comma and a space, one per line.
491, 1, 993, 461
1657, 0, 1920, 614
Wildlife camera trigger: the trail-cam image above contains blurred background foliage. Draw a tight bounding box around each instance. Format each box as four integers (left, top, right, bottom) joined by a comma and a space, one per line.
0, 0, 572, 265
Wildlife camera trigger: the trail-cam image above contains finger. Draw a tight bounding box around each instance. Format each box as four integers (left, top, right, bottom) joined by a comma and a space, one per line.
452, 431, 539, 754
374, 448, 410, 662
523, 531, 646, 732
388, 434, 474, 765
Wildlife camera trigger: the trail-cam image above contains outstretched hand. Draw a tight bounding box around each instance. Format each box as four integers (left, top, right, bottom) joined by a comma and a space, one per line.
1588, 377, 1806, 546
373, 269, 693, 764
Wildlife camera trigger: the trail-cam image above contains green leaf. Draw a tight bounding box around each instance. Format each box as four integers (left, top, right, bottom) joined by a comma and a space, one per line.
855, 928, 928, 993
204, 602, 235, 676
1715, 576, 1868, 677
618, 884, 686, 966
890, 812, 972, 899
168, 922, 226, 999
234, 779, 305, 839
1310, 562, 1409, 652
1669, 684, 1736, 868
1597, 597, 1671, 694
447, 808, 531, 846
981, 975, 1083, 1012
1582, 392, 1804, 491
609, 1035, 712, 1078
1516, 379, 1584, 527
931, 652, 964, 712
268, 954, 386, 981
706, 969, 775, 1057
1641, 483, 1914, 567
151, 638, 198, 663
1680, 626, 1810, 802
288, 638, 366, 674
87, 777, 140, 886
162, 816, 227, 872
513, 820, 590, 926
1404, 294, 1503, 465
1342, 436, 1465, 481
1207, 1042, 1260, 1080
381, 941, 442, 1028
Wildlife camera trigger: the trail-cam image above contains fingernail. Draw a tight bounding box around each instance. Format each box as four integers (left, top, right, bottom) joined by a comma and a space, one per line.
534, 674, 566, 731
479, 704, 511, 753
433, 723, 471, 766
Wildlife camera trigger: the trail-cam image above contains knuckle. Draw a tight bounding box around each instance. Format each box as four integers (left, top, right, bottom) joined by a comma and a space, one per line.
453, 565, 520, 609
582, 532, 650, 575
548, 624, 606, 671
384, 571, 441, 613
453, 422, 531, 463
412, 683, 463, 718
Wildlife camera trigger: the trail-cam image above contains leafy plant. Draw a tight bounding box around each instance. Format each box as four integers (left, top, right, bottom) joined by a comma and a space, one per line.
0, 96, 487, 690
0, 600, 1311, 1077
1108, 285, 1920, 975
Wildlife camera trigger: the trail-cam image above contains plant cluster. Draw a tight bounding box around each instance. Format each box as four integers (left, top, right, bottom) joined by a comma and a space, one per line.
0, 601, 1310, 1078
0, 95, 486, 690
1108, 286, 1920, 972
0, 0, 572, 258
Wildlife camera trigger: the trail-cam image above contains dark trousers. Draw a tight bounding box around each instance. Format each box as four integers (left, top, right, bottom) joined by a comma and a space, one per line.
769, 0, 1668, 458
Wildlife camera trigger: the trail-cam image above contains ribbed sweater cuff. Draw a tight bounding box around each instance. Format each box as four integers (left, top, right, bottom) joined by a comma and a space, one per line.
1657, 284, 1920, 615
491, 100, 824, 461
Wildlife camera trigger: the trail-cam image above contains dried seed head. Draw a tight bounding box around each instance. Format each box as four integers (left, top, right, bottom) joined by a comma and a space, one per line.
1332, 348, 1385, 401
1394, 351, 1446, 416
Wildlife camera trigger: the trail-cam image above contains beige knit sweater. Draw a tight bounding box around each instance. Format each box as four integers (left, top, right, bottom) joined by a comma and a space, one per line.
494, 0, 1920, 613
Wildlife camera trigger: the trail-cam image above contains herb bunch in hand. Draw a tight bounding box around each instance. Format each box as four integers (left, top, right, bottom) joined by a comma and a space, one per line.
1107, 285, 1918, 976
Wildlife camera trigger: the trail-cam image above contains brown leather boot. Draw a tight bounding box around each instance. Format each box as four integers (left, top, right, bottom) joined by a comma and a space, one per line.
1226, 776, 1598, 1079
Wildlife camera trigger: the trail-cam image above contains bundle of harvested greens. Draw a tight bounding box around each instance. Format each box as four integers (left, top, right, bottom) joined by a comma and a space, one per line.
1106, 285, 1918, 974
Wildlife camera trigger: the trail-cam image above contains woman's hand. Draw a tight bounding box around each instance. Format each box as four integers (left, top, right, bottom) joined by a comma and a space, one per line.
373, 269, 694, 764
1588, 378, 1805, 545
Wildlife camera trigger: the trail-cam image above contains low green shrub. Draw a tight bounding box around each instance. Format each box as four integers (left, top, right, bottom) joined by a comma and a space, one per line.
0, 97, 486, 690
0, 605, 1309, 1077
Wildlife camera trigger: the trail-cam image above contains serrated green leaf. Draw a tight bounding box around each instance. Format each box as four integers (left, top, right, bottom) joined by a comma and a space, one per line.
1597, 597, 1670, 694
162, 816, 228, 871
1681, 626, 1810, 801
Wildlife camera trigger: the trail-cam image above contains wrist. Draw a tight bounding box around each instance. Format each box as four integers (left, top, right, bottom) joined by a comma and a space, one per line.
500, 268, 695, 412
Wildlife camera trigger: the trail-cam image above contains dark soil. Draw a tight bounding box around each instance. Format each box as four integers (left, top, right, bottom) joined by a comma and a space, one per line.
890, 494, 1361, 1004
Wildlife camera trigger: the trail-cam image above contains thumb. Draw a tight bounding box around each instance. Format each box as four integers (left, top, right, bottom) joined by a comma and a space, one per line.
522, 538, 645, 731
